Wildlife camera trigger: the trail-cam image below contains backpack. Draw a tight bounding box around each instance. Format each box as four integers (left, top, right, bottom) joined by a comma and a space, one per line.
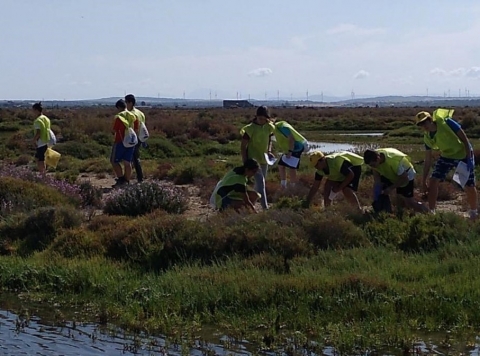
138, 121, 150, 142
123, 127, 138, 148
48, 129, 57, 147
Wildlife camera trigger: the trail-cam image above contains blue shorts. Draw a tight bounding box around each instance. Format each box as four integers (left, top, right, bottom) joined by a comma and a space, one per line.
432, 156, 476, 187
110, 143, 134, 164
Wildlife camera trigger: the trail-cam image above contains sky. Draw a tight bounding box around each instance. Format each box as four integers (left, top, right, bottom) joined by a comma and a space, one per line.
1, 0, 480, 100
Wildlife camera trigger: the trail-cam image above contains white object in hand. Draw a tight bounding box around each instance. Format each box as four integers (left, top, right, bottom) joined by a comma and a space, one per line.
329, 190, 339, 200
264, 153, 277, 166
453, 161, 469, 189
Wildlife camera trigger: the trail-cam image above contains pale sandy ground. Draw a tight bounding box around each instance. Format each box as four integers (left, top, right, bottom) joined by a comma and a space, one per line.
77, 173, 470, 220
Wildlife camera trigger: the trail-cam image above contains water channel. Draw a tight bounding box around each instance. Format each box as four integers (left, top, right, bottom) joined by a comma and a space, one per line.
2, 294, 480, 356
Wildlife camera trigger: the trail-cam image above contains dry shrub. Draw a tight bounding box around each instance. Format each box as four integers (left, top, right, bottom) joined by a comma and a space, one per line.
152, 162, 174, 180
301, 209, 369, 249
47, 228, 105, 258
437, 182, 458, 201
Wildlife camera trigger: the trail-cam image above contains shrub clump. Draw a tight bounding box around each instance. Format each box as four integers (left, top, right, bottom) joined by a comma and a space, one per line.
103, 181, 188, 216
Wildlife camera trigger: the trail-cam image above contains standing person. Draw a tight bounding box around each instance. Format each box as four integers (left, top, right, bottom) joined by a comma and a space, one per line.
363, 148, 429, 213
305, 151, 364, 211
32, 102, 51, 176
210, 158, 261, 213
272, 120, 308, 188
416, 109, 478, 219
110, 99, 138, 188
125, 94, 146, 183
240, 106, 275, 210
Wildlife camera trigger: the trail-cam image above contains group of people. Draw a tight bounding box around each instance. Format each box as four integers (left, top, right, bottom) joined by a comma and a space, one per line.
211, 106, 479, 220
31, 94, 147, 188
111, 94, 146, 187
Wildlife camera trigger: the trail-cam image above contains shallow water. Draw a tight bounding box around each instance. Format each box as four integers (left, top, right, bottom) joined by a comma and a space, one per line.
0, 298, 254, 356
335, 132, 384, 136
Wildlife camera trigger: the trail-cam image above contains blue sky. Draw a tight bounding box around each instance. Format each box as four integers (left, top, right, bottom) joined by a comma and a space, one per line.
2, 0, 480, 100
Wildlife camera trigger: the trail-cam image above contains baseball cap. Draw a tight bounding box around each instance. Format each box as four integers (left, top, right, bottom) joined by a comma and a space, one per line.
309, 151, 325, 167
415, 111, 431, 125
256, 106, 270, 118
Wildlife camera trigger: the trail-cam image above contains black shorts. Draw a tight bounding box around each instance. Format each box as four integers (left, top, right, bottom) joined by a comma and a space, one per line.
35, 145, 48, 162
345, 165, 362, 192
380, 176, 414, 198
277, 149, 303, 169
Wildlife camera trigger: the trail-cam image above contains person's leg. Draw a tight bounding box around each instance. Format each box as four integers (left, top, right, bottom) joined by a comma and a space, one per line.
323, 179, 335, 207
132, 143, 144, 182
111, 144, 125, 185
397, 180, 428, 213
122, 147, 135, 183
254, 164, 269, 210
278, 164, 287, 188
288, 168, 298, 186
342, 187, 362, 211
247, 191, 259, 204
342, 165, 362, 211
429, 157, 456, 212
464, 165, 478, 219
35, 146, 47, 176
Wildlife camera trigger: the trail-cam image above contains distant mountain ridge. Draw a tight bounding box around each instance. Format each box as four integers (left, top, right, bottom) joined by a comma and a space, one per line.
1, 94, 479, 108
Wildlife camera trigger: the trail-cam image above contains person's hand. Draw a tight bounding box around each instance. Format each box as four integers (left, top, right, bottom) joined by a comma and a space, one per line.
286, 151, 292, 159
422, 180, 428, 194
268, 152, 275, 160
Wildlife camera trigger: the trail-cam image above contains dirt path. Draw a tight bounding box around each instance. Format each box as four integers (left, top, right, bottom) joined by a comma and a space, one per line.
78, 173, 471, 220
77, 173, 215, 220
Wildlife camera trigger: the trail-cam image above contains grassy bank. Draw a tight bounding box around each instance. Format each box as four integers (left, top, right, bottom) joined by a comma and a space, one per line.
1, 106, 480, 353
1, 202, 480, 353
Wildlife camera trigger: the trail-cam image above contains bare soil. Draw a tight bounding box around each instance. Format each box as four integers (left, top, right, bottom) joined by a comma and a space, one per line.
78, 173, 470, 220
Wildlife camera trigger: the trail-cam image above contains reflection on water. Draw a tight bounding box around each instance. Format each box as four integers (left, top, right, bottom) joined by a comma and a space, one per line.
1, 303, 479, 355
0, 306, 253, 356
307, 141, 379, 154
336, 132, 384, 136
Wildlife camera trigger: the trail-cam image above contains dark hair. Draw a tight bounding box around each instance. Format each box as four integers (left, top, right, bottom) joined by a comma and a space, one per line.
32, 102, 43, 112
125, 94, 136, 106
363, 149, 379, 165
115, 99, 126, 110
244, 158, 260, 170
256, 105, 270, 118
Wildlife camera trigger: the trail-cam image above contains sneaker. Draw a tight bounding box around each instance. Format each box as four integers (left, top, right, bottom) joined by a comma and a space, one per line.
112, 176, 126, 188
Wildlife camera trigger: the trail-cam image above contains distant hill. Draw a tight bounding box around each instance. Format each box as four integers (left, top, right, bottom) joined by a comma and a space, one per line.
1, 95, 480, 108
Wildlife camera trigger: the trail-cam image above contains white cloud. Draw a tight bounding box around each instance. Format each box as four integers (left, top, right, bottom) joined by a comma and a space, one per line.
430, 67, 480, 78
248, 67, 273, 78
465, 67, 480, 78
326, 23, 386, 36
353, 70, 370, 79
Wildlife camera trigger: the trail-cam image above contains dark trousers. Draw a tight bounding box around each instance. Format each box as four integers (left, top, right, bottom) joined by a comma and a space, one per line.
133, 143, 144, 182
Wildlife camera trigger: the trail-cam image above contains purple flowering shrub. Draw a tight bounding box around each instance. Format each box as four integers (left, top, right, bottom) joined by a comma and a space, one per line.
0, 164, 103, 209
103, 181, 188, 216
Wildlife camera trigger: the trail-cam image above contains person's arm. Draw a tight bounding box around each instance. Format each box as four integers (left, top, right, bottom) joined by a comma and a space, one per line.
333, 161, 354, 192
286, 134, 295, 158
372, 170, 383, 200
456, 128, 473, 160
241, 192, 256, 212
33, 129, 40, 143
267, 134, 274, 156
306, 175, 322, 205
422, 149, 433, 193
386, 172, 409, 192
241, 133, 250, 163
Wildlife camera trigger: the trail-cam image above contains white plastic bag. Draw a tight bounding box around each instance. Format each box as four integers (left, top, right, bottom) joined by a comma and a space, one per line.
48, 129, 57, 147
138, 122, 150, 142
209, 181, 222, 209
123, 127, 138, 148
